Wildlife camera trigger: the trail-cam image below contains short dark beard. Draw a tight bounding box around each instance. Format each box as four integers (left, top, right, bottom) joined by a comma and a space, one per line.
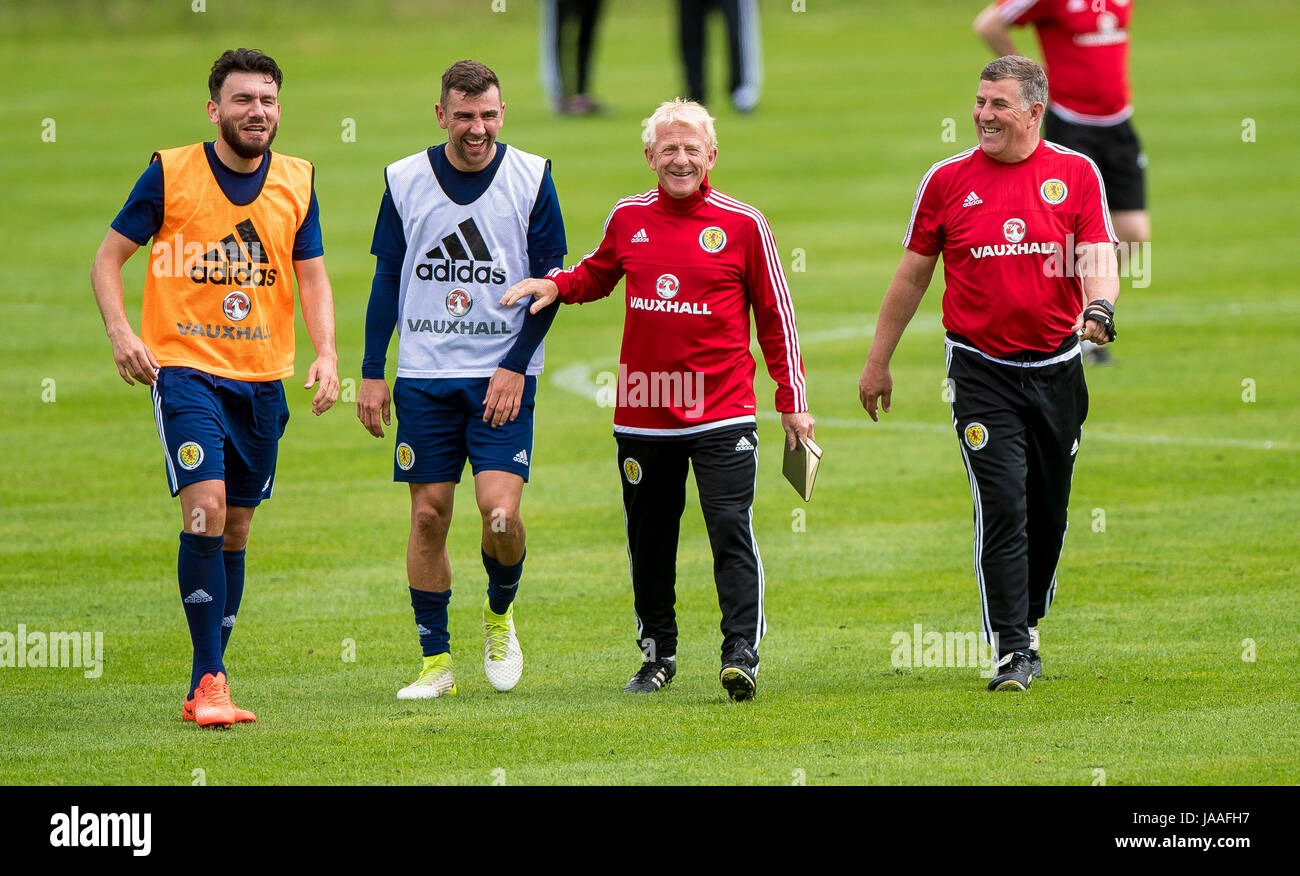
219, 115, 277, 160
449, 135, 492, 170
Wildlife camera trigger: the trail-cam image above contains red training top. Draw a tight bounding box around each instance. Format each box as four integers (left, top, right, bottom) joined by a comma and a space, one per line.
904, 140, 1117, 357
549, 181, 808, 436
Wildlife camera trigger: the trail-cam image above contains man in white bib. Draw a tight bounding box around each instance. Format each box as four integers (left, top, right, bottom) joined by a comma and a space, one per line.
357, 60, 567, 699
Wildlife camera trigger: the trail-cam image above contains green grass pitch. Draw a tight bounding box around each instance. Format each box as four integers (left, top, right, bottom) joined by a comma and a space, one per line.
1, 0, 1297, 785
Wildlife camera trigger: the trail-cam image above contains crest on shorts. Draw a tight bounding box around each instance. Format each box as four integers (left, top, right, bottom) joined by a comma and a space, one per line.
177, 441, 204, 471
623, 457, 642, 484
963, 423, 989, 451
1002, 218, 1026, 243
223, 291, 251, 322
699, 226, 726, 253
396, 442, 415, 471
655, 273, 680, 300
445, 288, 473, 318
1040, 179, 1068, 205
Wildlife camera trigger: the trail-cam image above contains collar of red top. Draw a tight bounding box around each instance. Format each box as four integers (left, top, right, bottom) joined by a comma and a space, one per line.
979, 137, 1044, 168
657, 178, 711, 213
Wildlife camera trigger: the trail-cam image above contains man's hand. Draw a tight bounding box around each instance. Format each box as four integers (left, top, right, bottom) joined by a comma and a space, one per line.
304, 357, 339, 416
500, 278, 559, 314
482, 367, 525, 427
859, 359, 893, 422
781, 411, 816, 451
1073, 302, 1116, 345
356, 378, 391, 438
109, 327, 160, 387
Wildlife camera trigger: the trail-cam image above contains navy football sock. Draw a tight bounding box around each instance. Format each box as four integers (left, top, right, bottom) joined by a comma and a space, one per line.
221, 548, 246, 656
483, 548, 524, 616
410, 587, 451, 657
178, 532, 226, 696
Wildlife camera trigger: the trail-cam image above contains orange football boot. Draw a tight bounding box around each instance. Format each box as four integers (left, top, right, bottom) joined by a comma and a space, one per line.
185, 672, 240, 728
183, 673, 257, 724
182, 698, 257, 724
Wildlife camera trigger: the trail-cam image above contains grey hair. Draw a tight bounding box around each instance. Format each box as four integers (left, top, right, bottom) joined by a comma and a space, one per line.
980, 55, 1049, 110
641, 98, 718, 150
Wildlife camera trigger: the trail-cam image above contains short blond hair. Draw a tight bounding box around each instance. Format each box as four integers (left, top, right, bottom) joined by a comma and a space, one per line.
641, 99, 718, 150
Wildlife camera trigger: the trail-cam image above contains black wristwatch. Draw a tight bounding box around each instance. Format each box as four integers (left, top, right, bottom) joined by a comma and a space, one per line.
1082, 299, 1117, 342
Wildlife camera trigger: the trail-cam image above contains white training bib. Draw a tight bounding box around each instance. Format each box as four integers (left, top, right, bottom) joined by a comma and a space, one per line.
387, 145, 548, 378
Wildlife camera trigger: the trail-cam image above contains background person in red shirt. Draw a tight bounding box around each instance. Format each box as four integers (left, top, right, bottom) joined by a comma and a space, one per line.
502, 99, 813, 701
858, 56, 1119, 692
974, 0, 1147, 363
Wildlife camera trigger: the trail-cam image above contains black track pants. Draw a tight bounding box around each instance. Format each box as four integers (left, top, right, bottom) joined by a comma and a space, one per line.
616, 425, 765, 661
945, 336, 1088, 655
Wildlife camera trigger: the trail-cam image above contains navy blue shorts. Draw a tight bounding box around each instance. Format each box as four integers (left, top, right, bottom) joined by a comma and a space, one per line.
151, 366, 290, 506
392, 376, 536, 484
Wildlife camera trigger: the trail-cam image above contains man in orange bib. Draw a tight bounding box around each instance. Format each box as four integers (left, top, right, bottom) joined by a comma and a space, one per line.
91, 48, 339, 728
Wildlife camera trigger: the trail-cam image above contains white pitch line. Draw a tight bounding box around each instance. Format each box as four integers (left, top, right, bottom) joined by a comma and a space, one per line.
795, 299, 1300, 346
550, 360, 1298, 452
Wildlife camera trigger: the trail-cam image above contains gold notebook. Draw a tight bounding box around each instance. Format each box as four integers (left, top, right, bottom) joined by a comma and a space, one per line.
782, 435, 823, 502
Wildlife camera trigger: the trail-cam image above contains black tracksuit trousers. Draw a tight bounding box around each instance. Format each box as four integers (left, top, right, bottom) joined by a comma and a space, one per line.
945, 334, 1088, 656
616, 425, 764, 661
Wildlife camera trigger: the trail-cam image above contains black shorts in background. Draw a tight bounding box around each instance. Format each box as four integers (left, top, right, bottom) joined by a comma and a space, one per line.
1045, 109, 1147, 211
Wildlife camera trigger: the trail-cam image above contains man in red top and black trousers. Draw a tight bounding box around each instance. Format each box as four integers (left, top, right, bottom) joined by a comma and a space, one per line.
503, 98, 813, 701
859, 56, 1119, 691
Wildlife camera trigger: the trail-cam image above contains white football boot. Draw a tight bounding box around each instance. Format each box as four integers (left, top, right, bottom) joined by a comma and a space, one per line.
482, 598, 523, 692
396, 653, 457, 699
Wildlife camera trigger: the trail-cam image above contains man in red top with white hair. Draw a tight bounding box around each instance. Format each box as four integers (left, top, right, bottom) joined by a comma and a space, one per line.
502, 98, 813, 701
859, 56, 1119, 692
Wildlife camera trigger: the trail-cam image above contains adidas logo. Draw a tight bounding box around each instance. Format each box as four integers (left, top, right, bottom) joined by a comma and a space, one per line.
513, 449, 529, 465
183, 589, 213, 604
962, 191, 983, 208
417, 217, 507, 285
631, 228, 649, 243
221, 615, 236, 628
188, 219, 278, 287
734, 436, 755, 452
416, 624, 432, 636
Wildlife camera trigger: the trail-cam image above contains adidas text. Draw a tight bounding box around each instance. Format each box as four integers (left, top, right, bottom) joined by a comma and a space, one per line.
415, 260, 507, 285
417, 219, 506, 284
150, 223, 278, 287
